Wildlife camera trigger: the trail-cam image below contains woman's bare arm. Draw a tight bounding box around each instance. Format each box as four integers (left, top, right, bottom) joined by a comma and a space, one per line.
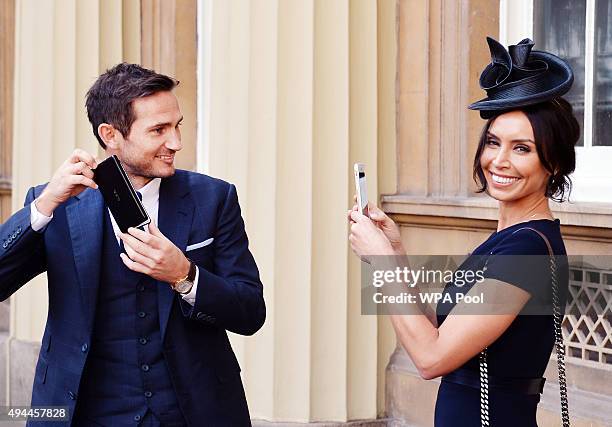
389, 279, 530, 379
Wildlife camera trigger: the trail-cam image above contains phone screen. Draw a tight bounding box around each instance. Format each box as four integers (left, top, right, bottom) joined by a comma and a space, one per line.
354, 164, 369, 217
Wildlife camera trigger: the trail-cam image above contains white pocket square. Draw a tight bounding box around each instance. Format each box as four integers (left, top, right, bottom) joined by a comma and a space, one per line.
186, 238, 214, 251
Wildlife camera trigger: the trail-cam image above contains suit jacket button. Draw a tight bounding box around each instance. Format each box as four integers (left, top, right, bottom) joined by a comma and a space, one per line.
2, 242, 7, 249
68, 391, 76, 400
81, 343, 88, 353
134, 415, 142, 422
17, 226, 21, 233
11, 233, 17, 239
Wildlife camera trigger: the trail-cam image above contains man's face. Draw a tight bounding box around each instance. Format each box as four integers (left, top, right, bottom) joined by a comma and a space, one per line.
110, 91, 183, 183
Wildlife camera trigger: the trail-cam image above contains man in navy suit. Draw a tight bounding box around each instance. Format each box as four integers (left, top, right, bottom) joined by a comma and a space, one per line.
0, 63, 265, 426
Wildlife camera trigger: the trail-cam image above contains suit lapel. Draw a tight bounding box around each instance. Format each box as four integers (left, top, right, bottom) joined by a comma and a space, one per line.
66, 188, 104, 332
157, 173, 194, 340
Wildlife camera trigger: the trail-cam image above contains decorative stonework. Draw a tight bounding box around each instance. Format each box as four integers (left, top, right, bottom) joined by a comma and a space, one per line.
564, 266, 612, 365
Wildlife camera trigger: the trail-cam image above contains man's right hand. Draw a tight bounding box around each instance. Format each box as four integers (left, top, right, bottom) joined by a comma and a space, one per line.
35, 149, 99, 216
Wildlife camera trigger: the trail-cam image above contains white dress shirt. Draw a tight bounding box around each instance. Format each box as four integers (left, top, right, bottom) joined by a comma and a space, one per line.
30, 177, 198, 305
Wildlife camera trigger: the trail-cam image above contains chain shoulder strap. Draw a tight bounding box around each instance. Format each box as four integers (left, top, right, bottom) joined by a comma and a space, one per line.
479, 227, 570, 427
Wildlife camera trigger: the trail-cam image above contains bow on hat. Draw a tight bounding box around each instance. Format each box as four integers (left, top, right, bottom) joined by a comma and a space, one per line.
468, 36, 574, 118
480, 37, 548, 92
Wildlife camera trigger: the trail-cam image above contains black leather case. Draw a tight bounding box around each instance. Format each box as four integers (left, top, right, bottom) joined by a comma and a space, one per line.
93, 155, 150, 232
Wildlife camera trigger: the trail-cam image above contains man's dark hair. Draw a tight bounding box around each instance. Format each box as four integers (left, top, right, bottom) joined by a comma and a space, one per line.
86, 63, 179, 149
473, 97, 580, 203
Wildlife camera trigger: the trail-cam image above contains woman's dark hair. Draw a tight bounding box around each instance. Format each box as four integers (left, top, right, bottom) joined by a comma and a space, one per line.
472, 97, 580, 202
85, 63, 179, 149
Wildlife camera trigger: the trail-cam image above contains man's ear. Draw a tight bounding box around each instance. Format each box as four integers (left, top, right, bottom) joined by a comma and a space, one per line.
98, 123, 122, 149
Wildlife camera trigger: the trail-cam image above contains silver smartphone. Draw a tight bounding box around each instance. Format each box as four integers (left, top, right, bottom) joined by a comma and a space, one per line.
353, 163, 369, 217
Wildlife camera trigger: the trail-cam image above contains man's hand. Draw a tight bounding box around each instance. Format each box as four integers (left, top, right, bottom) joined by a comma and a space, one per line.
119, 220, 191, 285
36, 149, 98, 216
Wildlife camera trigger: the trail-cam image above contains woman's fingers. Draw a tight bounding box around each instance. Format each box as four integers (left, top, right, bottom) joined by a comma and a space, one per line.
369, 205, 397, 229
349, 210, 366, 223
347, 210, 355, 223
368, 203, 382, 216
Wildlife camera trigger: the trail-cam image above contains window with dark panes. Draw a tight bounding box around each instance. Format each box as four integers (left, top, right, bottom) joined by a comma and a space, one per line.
531, 0, 612, 202
594, 0, 612, 146
534, 0, 586, 146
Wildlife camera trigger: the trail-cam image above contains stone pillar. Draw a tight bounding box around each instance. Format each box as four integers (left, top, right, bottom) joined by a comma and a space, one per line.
198, 0, 391, 422
141, 0, 197, 172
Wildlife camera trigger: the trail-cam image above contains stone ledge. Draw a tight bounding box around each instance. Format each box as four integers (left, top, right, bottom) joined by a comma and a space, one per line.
381, 194, 612, 229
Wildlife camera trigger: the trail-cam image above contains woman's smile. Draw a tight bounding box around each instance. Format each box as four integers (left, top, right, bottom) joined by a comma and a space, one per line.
488, 171, 521, 187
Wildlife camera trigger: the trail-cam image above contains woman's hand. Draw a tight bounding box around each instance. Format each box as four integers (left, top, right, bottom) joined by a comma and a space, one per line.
348, 210, 396, 263
348, 200, 405, 255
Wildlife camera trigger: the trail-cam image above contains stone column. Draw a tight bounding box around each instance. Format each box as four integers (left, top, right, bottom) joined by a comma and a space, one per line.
198, 0, 391, 422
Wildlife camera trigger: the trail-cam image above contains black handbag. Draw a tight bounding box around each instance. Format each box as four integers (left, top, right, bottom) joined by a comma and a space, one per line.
479, 227, 570, 427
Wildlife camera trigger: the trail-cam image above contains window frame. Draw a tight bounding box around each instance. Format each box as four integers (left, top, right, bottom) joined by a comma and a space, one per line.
501, 0, 612, 203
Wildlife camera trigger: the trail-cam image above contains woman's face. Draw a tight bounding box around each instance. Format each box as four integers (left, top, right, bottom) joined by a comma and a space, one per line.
479, 110, 550, 203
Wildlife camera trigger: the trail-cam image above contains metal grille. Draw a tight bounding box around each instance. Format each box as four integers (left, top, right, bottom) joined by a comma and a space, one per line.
564, 266, 612, 365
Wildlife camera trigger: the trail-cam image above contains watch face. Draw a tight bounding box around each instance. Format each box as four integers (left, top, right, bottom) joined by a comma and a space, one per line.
175, 280, 194, 294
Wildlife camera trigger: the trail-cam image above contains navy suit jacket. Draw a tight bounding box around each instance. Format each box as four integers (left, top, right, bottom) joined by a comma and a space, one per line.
0, 170, 265, 426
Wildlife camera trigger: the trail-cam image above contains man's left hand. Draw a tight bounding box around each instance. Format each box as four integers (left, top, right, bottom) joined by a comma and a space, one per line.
119, 221, 190, 285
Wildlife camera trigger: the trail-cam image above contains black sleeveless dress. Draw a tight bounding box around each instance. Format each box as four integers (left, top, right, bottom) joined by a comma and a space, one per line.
434, 219, 569, 427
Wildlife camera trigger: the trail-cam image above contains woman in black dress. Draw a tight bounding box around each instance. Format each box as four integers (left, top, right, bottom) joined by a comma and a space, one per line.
348, 38, 579, 426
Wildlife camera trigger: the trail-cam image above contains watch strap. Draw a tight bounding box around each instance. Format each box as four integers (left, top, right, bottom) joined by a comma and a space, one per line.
172, 259, 197, 293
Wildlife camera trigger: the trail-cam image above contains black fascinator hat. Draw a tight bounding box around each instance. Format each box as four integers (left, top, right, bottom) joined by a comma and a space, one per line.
468, 37, 574, 118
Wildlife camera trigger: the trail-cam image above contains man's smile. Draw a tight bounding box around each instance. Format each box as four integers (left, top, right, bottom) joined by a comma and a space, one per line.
156, 154, 175, 164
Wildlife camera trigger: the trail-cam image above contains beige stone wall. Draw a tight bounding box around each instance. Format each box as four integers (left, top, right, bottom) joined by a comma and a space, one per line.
0, 0, 14, 223
198, 0, 396, 421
